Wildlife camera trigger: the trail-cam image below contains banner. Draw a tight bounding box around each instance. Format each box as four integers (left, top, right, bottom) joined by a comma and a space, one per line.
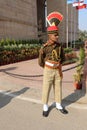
73, 0, 84, 7
76, 4, 87, 9
67, 0, 84, 5
73, 2, 84, 7
73, 0, 84, 2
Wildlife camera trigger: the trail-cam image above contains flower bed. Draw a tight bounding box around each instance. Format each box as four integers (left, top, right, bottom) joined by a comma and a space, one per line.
0, 39, 41, 66
63, 48, 78, 65
0, 39, 78, 66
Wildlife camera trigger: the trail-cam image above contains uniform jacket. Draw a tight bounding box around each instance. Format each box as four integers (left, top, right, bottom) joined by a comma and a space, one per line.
38, 41, 65, 68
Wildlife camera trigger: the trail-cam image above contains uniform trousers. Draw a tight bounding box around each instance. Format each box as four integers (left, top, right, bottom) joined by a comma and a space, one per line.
42, 66, 62, 104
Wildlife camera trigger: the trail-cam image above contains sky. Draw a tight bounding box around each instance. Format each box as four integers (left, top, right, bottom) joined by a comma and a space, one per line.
78, 0, 87, 31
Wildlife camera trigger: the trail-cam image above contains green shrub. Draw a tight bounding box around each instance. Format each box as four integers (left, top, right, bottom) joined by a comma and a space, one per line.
64, 47, 73, 53
0, 38, 41, 66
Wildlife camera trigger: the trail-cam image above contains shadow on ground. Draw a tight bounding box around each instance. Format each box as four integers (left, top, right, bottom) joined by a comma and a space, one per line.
63, 76, 86, 107
0, 87, 29, 109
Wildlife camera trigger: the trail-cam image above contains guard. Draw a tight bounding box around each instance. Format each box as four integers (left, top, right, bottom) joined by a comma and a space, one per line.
38, 11, 68, 117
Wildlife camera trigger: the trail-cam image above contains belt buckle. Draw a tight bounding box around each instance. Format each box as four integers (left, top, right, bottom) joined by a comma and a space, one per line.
53, 63, 59, 68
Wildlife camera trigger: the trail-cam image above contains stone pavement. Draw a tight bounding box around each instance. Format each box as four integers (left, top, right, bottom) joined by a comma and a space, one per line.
0, 58, 87, 109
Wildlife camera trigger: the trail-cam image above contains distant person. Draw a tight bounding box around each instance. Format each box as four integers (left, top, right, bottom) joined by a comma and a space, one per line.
38, 12, 68, 117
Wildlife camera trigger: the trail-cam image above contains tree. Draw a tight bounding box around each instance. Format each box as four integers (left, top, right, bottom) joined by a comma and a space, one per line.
79, 30, 87, 41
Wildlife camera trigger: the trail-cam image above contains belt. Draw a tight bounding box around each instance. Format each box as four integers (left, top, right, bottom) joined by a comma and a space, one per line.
45, 60, 60, 69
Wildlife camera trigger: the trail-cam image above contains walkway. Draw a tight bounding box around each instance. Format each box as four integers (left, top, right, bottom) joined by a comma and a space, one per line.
0, 58, 87, 109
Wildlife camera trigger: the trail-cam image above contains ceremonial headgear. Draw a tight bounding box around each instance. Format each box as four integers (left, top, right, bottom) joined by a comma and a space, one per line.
46, 11, 63, 34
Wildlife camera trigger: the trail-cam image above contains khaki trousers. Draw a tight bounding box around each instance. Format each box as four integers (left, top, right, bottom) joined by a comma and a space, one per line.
42, 66, 62, 104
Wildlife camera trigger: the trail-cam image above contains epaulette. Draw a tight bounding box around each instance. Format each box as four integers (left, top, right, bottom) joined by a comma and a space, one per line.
41, 42, 48, 49
43, 42, 48, 47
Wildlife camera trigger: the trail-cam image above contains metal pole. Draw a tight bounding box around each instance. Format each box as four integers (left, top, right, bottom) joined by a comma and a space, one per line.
66, 4, 68, 48
74, 9, 76, 48
71, 5, 73, 48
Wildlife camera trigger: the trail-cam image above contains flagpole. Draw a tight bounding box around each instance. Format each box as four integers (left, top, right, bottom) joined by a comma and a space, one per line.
74, 8, 76, 48
66, 3, 68, 48
71, 5, 73, 48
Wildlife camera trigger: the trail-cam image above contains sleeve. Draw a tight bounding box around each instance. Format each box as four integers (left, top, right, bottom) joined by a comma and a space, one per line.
38, 46, 46, 68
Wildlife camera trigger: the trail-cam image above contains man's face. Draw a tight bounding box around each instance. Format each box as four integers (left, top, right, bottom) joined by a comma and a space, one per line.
48, 32, 59, 42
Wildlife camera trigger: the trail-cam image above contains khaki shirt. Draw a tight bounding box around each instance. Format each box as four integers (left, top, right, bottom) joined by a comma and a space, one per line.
38, 42, 65, 67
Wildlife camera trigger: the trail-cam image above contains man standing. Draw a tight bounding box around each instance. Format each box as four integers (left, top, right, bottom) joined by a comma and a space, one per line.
38, 12, 68, 117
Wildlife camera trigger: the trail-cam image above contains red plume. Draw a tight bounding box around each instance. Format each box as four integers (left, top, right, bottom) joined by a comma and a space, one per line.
46, 11, 63, 26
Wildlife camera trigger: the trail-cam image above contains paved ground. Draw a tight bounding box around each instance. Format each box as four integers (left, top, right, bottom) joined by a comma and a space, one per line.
0, 58, 87, 107
0, 58, 87, 130
0, 97, 87, 130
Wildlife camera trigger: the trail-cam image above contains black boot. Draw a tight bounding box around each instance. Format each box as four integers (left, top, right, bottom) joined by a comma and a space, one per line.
42, 111, 49, 117
58, 108, 68, 114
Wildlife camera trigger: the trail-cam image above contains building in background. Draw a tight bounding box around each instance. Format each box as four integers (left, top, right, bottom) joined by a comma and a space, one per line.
0, 0, 79, 46
47, 0, 79, 47
0, 0, 38, 40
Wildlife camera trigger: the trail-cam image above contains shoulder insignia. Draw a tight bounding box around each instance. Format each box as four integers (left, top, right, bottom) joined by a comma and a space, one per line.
43, 42, 48, 47
41, 42, 48, 49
